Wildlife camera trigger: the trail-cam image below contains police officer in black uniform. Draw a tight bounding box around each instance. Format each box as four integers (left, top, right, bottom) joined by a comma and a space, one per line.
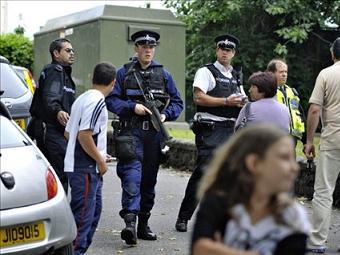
106, 30, 183, 245
29, 38, 76, 193
175, 34, 246, 232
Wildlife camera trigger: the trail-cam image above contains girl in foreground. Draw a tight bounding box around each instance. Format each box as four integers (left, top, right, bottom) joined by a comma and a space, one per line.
192, 125, 310, 255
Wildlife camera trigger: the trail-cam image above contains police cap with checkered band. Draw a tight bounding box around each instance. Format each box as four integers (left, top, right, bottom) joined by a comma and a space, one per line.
131, 30, 160, 46
214, 34, 240, 50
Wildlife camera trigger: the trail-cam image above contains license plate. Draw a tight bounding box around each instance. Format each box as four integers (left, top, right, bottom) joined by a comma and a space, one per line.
14, 118, 25, 129
0, 221, 45, 248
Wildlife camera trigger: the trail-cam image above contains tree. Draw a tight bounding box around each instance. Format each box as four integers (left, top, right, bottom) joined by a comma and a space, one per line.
0, 33, 33, 71
14, 25, 25, 35
163, 0, 339, 119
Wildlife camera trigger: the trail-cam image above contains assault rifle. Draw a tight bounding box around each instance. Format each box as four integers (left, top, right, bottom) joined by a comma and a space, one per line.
133, 72, 171, 144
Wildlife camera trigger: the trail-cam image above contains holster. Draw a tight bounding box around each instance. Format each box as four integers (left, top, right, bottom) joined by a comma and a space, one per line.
190, 118, 215, 135
114, 133, 137, 162
111, 118, 121, 138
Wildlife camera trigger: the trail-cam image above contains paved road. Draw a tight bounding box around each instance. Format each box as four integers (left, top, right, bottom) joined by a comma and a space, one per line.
87, 163, 193, 255
87, 162, 340, 255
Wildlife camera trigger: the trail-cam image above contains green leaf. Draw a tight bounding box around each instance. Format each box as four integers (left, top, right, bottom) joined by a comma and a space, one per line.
0, 33, 33, 70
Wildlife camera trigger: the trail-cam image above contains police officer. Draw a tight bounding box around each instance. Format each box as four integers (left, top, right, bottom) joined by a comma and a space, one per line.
175, 34, 246, 232
106, 30, 183, 245
29, 38, 76, 193
267, 59, 305, 146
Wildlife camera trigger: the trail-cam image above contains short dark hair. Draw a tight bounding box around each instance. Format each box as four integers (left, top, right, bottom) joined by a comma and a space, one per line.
49, 38, 71, 60
266, 58, 286, 73
331, 37, 340, 59
92, 62, 116, 86
248, 71, 277, 98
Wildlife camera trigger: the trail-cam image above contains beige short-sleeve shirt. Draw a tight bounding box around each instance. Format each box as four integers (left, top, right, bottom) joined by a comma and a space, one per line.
309, 61, 340, 150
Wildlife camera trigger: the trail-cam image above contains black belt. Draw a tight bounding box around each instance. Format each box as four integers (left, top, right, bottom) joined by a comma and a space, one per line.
214, 120, 235, 128
121, 119, 152, 130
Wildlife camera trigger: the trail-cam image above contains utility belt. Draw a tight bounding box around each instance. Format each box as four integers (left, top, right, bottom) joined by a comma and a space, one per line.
190, 116, 235, 134
120, 119, 153, 131
214, 120, 236, 128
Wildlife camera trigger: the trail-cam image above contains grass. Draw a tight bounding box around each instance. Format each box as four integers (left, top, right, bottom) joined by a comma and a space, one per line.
168, 127, 195, 140
168, 127, 320, 159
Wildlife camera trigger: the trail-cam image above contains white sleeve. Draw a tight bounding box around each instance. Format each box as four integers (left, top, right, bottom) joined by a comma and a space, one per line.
65, 120, 70, 133
79, 97, 106, 131
283, 201, 311, 234
192, 67, 215, 93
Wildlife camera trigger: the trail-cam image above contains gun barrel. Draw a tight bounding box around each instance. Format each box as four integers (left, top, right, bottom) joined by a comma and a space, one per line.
132, 71, 171, 142
148, 103, 171, 141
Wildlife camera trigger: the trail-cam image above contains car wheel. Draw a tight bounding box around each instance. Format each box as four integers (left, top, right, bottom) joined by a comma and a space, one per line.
53, 243, 73, 255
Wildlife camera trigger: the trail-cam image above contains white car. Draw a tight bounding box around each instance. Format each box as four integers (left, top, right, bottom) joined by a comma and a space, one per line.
0, 56, 32, 130
0, 101, 76, 255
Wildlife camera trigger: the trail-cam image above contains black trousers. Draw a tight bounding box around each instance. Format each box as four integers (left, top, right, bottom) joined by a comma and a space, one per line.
177, 125, 234, 221
44, 125, 68, 193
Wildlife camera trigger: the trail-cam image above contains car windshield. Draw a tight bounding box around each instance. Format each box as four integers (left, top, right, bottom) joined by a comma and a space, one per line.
0, 63, 28, 98
14, 68, 25, 81
0, 116, 30, 148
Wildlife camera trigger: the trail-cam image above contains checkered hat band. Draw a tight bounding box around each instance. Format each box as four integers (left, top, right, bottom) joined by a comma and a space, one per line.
135, 36, 156, 43
217, 40, 236, 47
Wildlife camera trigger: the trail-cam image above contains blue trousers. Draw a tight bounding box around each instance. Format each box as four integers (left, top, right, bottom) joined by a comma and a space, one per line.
68, 172, 102, 255
116, 128, 161, 218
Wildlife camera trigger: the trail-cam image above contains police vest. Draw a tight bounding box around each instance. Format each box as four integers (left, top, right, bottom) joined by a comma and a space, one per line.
196, 64, 241, 118
123, 61, 168, 109
277, 85, 305, 139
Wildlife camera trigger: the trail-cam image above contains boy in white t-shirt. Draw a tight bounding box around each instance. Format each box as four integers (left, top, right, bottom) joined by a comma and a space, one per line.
64, 62, 116, 255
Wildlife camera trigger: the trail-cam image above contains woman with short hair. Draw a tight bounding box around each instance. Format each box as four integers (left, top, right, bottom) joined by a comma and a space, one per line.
235, 71, 290, 132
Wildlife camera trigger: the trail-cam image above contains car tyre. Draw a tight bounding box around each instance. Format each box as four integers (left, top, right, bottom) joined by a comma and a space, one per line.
53, 243, 74, 255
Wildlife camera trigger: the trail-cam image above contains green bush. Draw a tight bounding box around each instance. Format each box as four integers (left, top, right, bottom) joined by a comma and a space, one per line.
0, 33, 33, 71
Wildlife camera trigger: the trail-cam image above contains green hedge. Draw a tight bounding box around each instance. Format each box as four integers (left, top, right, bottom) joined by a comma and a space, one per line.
0, 33, 33, 71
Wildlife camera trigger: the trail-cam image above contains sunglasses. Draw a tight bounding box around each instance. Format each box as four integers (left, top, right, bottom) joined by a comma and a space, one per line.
64, 48, 75, 53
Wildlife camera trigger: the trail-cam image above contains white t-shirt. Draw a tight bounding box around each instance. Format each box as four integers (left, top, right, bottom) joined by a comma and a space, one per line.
64, 89, 108, 173
193, 61, 246, 121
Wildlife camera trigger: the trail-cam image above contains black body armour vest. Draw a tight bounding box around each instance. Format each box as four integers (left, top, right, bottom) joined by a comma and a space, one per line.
123, 61, 169, 110
196, 64, 241, 118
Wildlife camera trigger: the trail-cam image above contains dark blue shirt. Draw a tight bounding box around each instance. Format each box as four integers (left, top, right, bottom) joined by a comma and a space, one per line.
106, 60, 183, 121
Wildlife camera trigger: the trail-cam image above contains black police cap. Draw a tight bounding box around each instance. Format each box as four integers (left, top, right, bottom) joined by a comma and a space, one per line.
214, 34, 240, 50
131, 30, 160, 46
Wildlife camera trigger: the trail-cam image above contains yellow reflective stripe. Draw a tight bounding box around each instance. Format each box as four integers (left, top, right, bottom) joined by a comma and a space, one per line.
24, 71, 35, 94
277, 85, 304, 138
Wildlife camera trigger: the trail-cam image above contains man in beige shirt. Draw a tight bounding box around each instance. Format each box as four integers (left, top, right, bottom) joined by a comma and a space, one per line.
304, 37, 340, 253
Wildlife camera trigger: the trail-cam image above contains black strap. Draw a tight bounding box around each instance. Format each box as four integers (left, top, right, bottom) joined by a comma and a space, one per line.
205, 63, 241, 86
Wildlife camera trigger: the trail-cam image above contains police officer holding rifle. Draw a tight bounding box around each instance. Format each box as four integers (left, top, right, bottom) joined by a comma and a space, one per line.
106, 30, 183, 245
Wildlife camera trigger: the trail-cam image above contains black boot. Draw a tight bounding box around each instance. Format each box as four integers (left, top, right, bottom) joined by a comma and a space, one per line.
121, 213, 137, 245
175, 218, 188, 232
137, 212, 157, 240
